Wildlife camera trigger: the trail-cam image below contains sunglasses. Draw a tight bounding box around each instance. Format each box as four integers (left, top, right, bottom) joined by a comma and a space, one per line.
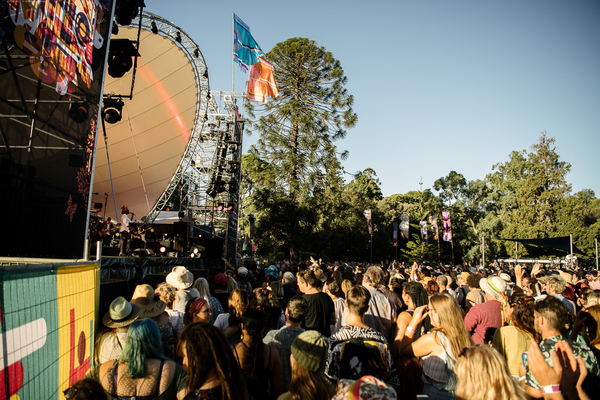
63, 387, 91, 399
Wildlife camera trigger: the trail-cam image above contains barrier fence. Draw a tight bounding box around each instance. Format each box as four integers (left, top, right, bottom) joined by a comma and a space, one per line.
0, 261, 99, 400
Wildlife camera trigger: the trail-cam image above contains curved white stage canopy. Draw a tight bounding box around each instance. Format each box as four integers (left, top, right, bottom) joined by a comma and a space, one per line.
92, 15, 206, 221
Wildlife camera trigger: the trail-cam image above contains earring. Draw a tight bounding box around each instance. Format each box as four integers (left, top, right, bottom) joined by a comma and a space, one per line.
240, 333, 244, 340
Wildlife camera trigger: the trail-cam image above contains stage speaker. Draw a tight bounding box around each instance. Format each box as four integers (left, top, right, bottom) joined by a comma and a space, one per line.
204, 237, 224, 259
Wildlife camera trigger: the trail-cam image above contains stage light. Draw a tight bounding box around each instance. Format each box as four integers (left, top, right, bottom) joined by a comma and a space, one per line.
107, 39, 139, 78
175, 31, 182, 43
68, 101, 89, 123
228, 178, 238, 194
151, 21, 158, 34
115, 0, 144, 26
203, 114, 208, 122
102, 97, 124, 124
203, 69, 208, 79
194, 48, 199, 58
112, 22, 119, 35
217, 203, 224, 211
227, 203, 234, 212
159, 246, 166, 253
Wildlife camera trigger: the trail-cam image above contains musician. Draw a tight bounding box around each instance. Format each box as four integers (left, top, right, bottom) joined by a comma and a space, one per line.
101, 217, 113, 247
119, 206, 133, 256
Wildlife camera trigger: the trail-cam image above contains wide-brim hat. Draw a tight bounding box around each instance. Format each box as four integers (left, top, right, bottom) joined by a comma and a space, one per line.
559, 271, 574, 285
480, 276, 507, 301
237, 267, 249, 277
103, 296, 142, 328
499, 272, 512, 283
130, 284, 167, 318
166, 266, 193, 290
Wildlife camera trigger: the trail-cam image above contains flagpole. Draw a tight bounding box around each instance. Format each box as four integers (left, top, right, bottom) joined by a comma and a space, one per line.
232, 12, 235, 93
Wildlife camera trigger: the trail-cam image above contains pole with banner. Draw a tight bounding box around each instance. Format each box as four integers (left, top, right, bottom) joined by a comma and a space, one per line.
364, 209, 372, 263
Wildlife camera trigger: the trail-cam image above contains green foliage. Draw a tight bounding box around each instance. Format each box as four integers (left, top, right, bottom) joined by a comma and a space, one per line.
347, 168, 383, 201
243, 38, 357, 259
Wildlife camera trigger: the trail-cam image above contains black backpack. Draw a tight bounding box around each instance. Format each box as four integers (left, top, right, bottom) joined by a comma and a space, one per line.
338, 337, 387, 381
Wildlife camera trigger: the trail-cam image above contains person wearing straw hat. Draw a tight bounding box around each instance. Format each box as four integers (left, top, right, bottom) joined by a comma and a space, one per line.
464, 276, 506, 344
131, 284, 177, 359
166, 266, 200, 313
95, 296, 141, 364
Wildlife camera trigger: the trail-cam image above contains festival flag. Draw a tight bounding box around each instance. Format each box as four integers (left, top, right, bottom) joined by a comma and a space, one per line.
442, 211, 452, 242
428, 216, 439, 241
420, 221, 428, 243
233, 13, 264, 72
392, 222, 398, 247
248, 57, 279, 102
400, 214, 410, 240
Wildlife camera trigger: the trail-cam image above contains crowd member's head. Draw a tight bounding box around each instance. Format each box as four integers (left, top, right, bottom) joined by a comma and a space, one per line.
402, 281, 432, 338
425, 280, 439, 297
346, 285, 371, 317
363, 266, 385, 289
544, 275, 567, 296
533, 296, 570, 337
341, 279, 353, 297
117, 319, 166, 379
155, 282, 177, 309
436, 275, 448, 291
184, 297, 211, 325
214, 272, 229, 291
63, 379, 107, 400
240, 309, 267, 379
583, 305, 600, 348
585, 291, 600, 309
325, 277, 345, 299
192, 277, 212, 299
288, 330, 335, 400
467, 273, 482, 290
262, 297, 283, 334
226, 288, 247, 322
283, 271, 295, 286
286, 296, 308, 324
252, 287, 270, 309
507, 293, 538, 341
102, 296, 141, 329
297, 270, 317, 293
429, 293, 474, 360
179, 322, 246, 400
332, 375, 396, 400
455, 346, 527, 400
269, 281, 284, 298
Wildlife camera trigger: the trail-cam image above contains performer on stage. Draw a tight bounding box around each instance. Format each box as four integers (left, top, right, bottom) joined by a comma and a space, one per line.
101, 217, 113, 247
119, 206, 133, 256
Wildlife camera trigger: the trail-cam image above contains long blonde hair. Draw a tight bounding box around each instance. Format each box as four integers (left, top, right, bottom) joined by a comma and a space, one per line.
455, 346, 527, 400
429, 293, 473, 360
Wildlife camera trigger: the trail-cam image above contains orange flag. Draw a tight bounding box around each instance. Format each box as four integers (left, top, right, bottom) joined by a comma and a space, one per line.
247, 57, 279, 102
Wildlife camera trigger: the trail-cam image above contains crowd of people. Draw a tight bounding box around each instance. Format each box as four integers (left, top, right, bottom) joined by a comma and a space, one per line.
65, 259, 600, 400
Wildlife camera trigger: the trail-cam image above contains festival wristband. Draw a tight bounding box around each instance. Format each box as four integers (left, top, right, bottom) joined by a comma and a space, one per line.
406, 326, 415, 334
540, 385, 560, 394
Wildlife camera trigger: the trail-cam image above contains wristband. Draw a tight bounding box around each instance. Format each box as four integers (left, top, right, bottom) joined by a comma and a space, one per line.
540, 385, 560, 394
518, 376, 526, 382
406, 326, 415, 334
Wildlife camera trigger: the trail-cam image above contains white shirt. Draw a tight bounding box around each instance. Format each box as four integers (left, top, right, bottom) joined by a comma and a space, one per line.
120, 213, 131, 233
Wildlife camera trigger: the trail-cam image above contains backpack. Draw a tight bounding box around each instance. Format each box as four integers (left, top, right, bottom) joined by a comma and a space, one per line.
338, 337, 387, 381
437, 332, 458, 392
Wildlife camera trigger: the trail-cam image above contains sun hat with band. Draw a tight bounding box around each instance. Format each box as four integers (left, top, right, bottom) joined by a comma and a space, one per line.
291, 330, 329, 372
103, 296, 142, 328
130, 284, 167, 318
166, 266, 194, 290
479, 276, 507, 301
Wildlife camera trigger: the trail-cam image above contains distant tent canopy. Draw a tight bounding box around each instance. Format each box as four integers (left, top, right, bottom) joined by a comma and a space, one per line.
497, 236, 584, 255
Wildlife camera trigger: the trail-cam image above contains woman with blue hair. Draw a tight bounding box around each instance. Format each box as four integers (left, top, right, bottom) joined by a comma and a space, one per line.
87, 318, 188, 399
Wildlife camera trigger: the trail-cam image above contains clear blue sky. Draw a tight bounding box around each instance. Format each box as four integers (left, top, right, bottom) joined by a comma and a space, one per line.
149, 0, 600, 198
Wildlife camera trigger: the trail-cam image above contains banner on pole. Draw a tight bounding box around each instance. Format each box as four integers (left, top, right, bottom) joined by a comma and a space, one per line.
420, 220, 428, 243
428, 216, 439, 241
400, 214, 410, 240
442, 211, 452, 242
392, 222, 398, 247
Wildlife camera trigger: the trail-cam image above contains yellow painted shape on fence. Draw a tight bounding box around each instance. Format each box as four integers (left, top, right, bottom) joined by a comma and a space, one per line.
56, 262, 99, 393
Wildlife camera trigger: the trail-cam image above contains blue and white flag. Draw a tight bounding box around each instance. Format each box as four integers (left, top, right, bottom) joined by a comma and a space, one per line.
233, 13, 264, 73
